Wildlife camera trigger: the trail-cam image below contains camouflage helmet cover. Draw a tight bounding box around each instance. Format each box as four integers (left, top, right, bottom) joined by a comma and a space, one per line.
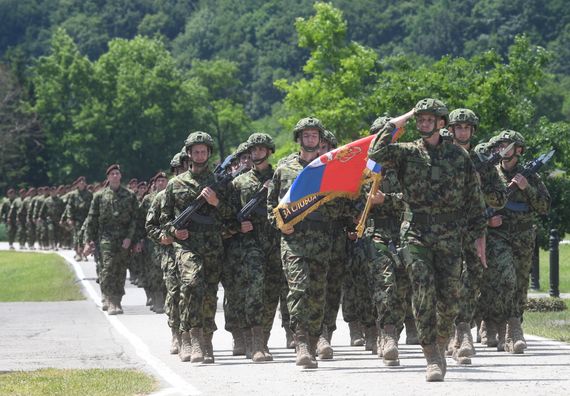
449, 108, 479, 129
179, 146, 188, 160
321, 130, 338, 148
370, 116, 392, 135
184, 131, 214, 151
414, 98, 449, 125
247, 132, 276, 153
235, 142, 251, 157
170, 153, 182, 168
490, 129, 526, 149
293, 116, 325, 141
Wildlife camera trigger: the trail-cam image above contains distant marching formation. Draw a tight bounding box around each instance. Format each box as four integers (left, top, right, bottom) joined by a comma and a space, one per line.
0, 98, 552, 382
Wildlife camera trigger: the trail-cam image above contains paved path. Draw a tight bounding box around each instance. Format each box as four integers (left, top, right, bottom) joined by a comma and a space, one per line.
1, 244, 570, 396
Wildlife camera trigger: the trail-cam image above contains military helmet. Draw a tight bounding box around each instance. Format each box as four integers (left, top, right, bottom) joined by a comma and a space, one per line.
449, 108, 479, 129
179, 146, 188, 160
321, 130, 338, 148
184, 131, 214, 151
414, 98, 449, 125
247, 132, 275, 153
440, 128, 453, 142
293, 116, 325, 141
474, 142, 492, 156
235, 142, 251, 157
369, 116, 392, 135
170, 153, 182, 168
490, 129, 526, 149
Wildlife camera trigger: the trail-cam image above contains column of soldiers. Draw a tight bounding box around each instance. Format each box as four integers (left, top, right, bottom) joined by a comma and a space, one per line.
0, 97, 551, 382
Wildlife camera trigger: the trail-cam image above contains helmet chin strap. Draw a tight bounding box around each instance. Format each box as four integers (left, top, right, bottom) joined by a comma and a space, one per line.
418, 128, 437, 138
191, 159, 208, 170
252, 155, 268, 165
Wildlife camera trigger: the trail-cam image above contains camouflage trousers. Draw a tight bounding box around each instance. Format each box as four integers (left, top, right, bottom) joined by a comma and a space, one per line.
17, 222, 27, 246
281, 224, 332, 337
176, 231, 223, 333
128, 251, 143, 284
369, 238, 411, 329
161, 245, 180, 330
279, 271, 291, 328
144, 240, 165, 292
456, 238, 484, 324
400, 238, 461, 345
99, 239, 130, 297
221, 236, 245, 332
342, 236, 376, 328
241, 227, 282, 333
322, 227, 347, 333
45, 220, 60, 248
7, 222, 17, 245
72, 223, 85, 251
27, 222, 36, 248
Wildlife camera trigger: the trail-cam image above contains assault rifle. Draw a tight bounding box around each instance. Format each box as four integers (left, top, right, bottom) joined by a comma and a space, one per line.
237, 181, 270, 223
475, 142, 515, 173
485, 149, 555, 219
171, 158, 245, 230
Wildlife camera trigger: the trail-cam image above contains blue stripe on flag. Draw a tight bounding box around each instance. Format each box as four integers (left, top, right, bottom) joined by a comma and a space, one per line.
366, 159, 383, 174
289, 163, 326, 202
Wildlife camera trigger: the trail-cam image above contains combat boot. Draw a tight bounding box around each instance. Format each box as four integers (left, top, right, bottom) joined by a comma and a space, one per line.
305, 336, 318, 369
107, 296, 123, 315
316, 328, 333, 360
251, 326, 266, 363
505, 317, 525, 354
189, 328, 205, 363
170, 328, 180, 355
485, 320, 498, 347
231, 330, 245, 356
405, 318, 419, 345
203, 332, 214, 364
382, 325, 400, 366
365, 325, 378, 354
243, 328, 252, 359
497, 321, 506, 352
479, 320, 487, 345
152, 291, 165, 314
436, 336, 448, 377
285, 326, 295, 349
422, 344, 444, 382
179, 331, 192, 362
447, 325, 458, 357
263, 332, 273, 361
294, 329, 312, 367
348, 321, 365, 346
101, 295, 109, 312
453, 322, 474, 364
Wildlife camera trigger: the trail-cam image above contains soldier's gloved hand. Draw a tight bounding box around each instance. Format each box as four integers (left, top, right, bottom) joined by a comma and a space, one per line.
240, 221, 253, 233
122, 238, 131, 249
201, 187, 219, 207
511, 174, 528, 190
370, 190, 385, 205
488, 215, 502, 228
175, 229, 189, 240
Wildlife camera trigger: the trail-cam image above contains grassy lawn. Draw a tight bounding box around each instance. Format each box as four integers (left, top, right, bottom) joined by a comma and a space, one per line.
524, 299, 570, 342
0, 368, 158, 396
0, 251, 83, 302
531, 243, 570, 293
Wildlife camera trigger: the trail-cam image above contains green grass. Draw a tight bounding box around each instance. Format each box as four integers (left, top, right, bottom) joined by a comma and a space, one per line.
0, 368, 159, 396
532, 243, 570, 293
0, 252, 84, 301
524, 299, 570, 342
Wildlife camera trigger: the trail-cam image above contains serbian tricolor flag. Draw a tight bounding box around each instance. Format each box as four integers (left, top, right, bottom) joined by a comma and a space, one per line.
274, 126, 403, 230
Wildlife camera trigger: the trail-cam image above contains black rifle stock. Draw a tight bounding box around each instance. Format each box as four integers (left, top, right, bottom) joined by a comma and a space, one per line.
237, 185, 268, 223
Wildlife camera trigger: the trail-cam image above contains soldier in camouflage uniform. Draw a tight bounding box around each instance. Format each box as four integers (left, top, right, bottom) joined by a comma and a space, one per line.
7, 189, 24, 249
38, 186, 65, 250
161, 131, 233, 364
483, 131, 550, 354
446, 109, 507, 364
64, 177, 93, 261
228, 133, 281, 362
1, 188, 17, 249
84, 164, 138, 315
25, 188, 38, 249
267, 117, 340, 369
34, 187, 50, 250
16, 188, 32, 248
368, 99, 486, 381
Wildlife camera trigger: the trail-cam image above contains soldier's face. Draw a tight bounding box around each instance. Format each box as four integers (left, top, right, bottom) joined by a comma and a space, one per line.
251, 146, 269, 162
77, 181, 86, 190
190, 144, 209, 165
155, 178, 168, 191
239, 153, 252, 169
318, 142, 332, 155
299, 129, 320, 149
416, 114, 438, 132
107, 170, 122, 185
452, 123, 472, 142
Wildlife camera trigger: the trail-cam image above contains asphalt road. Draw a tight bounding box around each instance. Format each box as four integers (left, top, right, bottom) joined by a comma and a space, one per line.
1, 244, 570, 396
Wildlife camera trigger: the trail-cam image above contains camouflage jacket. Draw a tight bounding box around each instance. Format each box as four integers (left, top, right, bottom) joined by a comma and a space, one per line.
17, 196, 32, 223
161, 167, 233, 245
39, 196, 65, 222
84, 186, 137, 243
146, 189, 167, 245
136, 192, 156, 241
470, 149, 507, 209
368, 128, 486, 245
7, 197, 22, 224
0, 198, 14, 223
369, 169, 406, 243
490, 162, 550, 237
64, 189, 93, 224
33, 195, 48, 220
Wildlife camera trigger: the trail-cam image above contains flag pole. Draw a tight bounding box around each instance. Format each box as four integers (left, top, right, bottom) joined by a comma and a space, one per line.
356, 172, 383, 239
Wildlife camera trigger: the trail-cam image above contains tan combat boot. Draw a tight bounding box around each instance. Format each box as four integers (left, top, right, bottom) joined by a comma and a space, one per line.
485, 320, 498, 347
422, 344, 444, 382
305, 336, 319, 369
294, 329, 312, 367
316, 327, 333, 360
285, 326, 295, 349
453, 322, 475, 364
179, 331, 192, 362
101, 295, 109, 312
405, 318, 419, 345
365, 325, 378, 354
170, 327, 180, 355
189, 328, 205, 363
447, 325, 458, 357
505, 317, 525, 354
251, 326, 266, 363
263, 331, 273, 361
382, 325, 400, 366
152, 291, 165, 314
479, 320, 488, 345
436, 336, 448, 377
203, 332, 214, 364
107, 296, 123, 315
497, 321, 506, 352
231, 330, 245, 356
348, 321, 365, 346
